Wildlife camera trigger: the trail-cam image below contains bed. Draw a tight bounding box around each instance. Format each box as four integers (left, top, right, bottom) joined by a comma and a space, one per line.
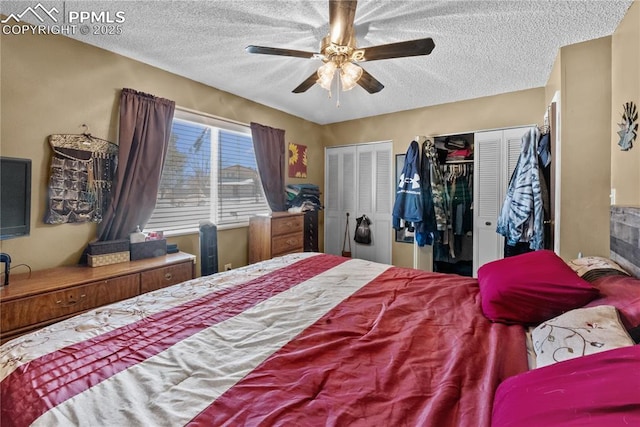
1, 251, 639, 426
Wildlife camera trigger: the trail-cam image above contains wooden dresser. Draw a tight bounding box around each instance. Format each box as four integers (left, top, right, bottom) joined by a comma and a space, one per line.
249, 212, 304, 263
0, 252, 196, 343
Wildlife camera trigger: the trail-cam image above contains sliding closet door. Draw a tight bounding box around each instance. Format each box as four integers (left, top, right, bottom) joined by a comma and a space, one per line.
473, 126, 532, 276
354, 142, 392, 264
324, 146, 356, 256
503, 128, 528, 186
324, 142, 392, 264
474, 130, 503, 276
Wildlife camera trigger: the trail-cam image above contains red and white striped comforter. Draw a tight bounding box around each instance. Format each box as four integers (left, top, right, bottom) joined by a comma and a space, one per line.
1, 253, 528, 426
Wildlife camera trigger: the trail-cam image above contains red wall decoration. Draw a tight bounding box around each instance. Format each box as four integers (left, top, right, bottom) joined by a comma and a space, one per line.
288, 142, 307, 178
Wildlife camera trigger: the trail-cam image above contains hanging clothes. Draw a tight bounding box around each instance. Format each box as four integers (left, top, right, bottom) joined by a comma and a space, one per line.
496, 127, 544, 250
444, 164, 473, 236
393, 140, 423, 230
537, 132, 551, 168
537, 129, 553, 249
415, 139, 438, 246
424, 140, 450, 237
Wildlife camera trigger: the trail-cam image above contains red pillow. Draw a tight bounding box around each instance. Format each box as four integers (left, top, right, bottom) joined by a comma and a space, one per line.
492, 346, 640, 427
585, 274, 640, 329
477, 250, 599, 324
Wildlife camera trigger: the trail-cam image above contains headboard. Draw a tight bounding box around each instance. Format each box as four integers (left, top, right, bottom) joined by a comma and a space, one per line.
611, 206, 640, 278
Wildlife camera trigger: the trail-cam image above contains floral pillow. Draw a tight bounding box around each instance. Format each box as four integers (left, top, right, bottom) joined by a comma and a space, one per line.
531, 305, 635, 368
567, 256, 630, 282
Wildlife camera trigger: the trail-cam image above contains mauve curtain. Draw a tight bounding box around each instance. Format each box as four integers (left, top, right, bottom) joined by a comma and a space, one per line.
97, 88, 175, 241
250, 122, 286, 212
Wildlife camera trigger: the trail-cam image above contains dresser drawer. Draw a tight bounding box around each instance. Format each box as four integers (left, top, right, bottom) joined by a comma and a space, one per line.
272, 232, 304, 257
140, 261, 193, 293
271, 215, 304, 236
0, 274, 139, 333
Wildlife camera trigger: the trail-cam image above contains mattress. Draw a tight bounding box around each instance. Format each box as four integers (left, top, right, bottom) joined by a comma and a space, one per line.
1, 253, 529, 426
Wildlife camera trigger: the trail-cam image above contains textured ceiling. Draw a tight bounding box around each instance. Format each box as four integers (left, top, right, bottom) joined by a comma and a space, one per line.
1, 1, 634, 124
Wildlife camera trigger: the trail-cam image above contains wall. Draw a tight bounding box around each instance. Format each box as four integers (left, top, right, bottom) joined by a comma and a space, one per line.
556, 37, 612, 260
609, 1, 640, 278
323, 88, 545, 268
611, 0, 640, 206
545, 54, 562, 107
0, 31, 325, 273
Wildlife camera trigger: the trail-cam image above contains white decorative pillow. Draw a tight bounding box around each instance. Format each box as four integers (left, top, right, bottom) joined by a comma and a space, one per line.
531, 305, 634, 368
524, 326, 537, 369
567, 256, 630, 282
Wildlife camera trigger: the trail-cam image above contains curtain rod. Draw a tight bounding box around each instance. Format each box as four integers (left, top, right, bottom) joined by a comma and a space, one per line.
175, 105, 250, 128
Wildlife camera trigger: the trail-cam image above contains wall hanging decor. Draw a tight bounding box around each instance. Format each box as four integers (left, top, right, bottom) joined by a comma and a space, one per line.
617, 101, 638, 151
44, 131, 118, 224
288, 142, 307, 178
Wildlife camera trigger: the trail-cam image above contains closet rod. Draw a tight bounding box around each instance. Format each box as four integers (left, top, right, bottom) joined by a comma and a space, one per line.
445, 159, 474, 164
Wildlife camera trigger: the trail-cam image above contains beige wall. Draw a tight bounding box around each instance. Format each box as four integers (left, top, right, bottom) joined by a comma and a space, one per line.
0, 31, 325, 272
323, 88, 545, 267
545, 54, 561, 106
611, 0, 640, 206
556, 37, 612, 259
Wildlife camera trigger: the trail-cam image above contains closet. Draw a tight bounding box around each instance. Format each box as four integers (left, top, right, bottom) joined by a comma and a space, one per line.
473, 126, 533, 276
324, 141, 393, 264
423, 125, 544, 277
431, 133, 475, 276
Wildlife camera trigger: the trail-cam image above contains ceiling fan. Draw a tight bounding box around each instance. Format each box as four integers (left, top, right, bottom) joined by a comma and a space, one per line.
245, 0, 435, 95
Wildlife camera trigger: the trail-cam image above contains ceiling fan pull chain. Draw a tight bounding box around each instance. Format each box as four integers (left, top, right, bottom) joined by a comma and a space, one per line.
327, 69, 335, 101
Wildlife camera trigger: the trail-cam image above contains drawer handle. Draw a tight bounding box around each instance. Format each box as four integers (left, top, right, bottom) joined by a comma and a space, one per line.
164, 273, 173, 281
286, 239, 297, 246
56, 294, 86, 307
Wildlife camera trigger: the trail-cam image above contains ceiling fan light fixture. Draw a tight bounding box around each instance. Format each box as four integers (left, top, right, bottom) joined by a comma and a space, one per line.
246, 1, 436, 96
339, 61, 362, 91
317, 61, 338, 90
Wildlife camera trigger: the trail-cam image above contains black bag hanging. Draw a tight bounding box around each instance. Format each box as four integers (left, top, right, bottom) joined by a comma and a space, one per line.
342, 212, 352, 257
354, 214, 372, 245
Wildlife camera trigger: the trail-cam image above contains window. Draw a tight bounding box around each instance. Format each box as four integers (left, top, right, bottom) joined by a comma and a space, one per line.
146, 109, 270, 234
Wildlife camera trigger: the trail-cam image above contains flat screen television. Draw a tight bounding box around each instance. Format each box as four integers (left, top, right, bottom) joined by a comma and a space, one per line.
0, 157, 32, 240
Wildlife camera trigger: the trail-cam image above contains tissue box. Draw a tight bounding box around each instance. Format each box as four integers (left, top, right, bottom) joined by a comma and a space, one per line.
87, 239, 130, 255
87, 251, 130, 267
130, 239, 167, 261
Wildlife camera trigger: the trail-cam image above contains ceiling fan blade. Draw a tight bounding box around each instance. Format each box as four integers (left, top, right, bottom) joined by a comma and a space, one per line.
245, 45, 316, 59
357, 68, 384, 94
329, 0, 357, 46
292, 72, 319, 93
360, 38, 435, 62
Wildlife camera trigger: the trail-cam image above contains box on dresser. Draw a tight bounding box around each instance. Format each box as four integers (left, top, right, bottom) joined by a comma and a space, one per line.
0, 252, 195, 344
130, 239, 167, 260
87, 251, 131, 267
87, 239, 130, 255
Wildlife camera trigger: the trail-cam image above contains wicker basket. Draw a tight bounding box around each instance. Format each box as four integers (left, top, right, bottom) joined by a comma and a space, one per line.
87, 251, 130, 267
